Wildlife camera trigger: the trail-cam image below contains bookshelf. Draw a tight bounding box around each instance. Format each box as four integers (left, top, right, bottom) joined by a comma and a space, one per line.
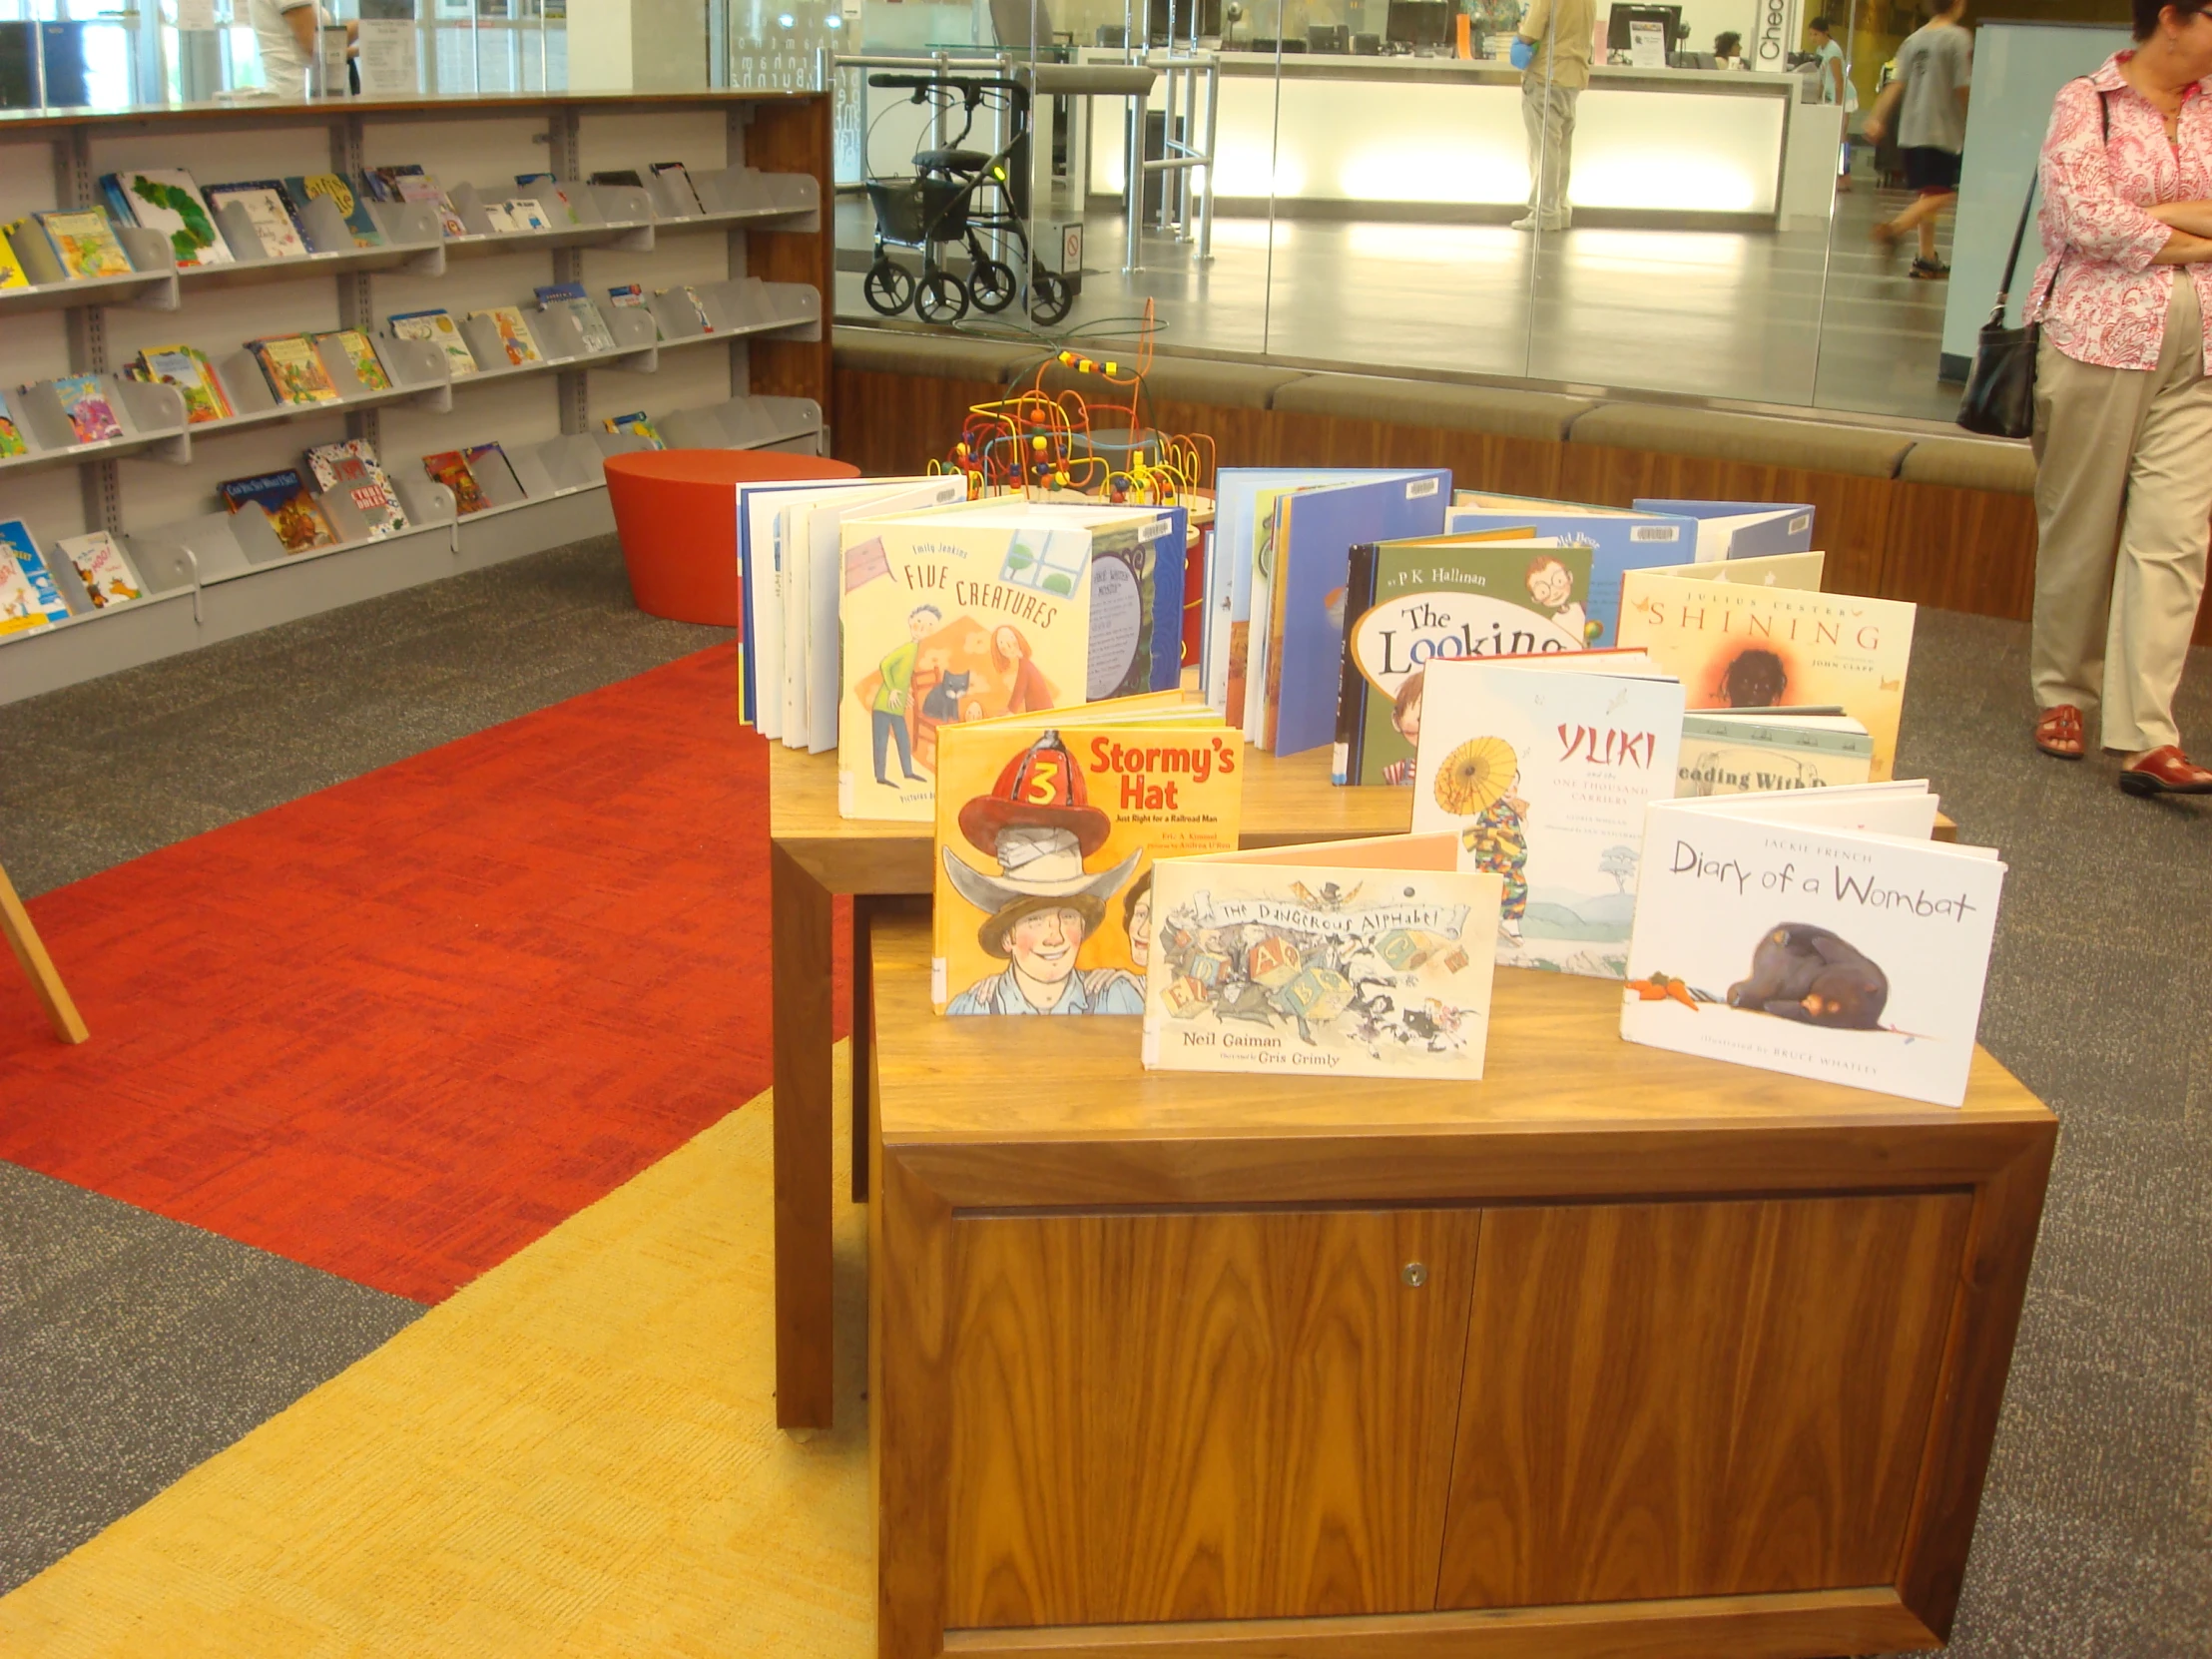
0, 91, 833, 706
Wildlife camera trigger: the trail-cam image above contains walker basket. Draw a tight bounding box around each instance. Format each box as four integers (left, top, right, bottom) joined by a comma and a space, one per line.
866, 177, 970, 247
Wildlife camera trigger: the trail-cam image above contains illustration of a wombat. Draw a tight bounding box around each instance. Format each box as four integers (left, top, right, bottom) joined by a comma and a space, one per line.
1726, 924, 1889, 1029
920, 670, 970, 725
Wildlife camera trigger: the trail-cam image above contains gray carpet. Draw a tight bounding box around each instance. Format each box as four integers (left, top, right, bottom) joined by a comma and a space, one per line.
0, 538, 2206, 1653
0, 1163, 424, 1594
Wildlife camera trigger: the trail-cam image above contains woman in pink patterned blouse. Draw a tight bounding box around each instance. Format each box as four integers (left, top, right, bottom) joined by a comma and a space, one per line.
2028, 0, 2212, 795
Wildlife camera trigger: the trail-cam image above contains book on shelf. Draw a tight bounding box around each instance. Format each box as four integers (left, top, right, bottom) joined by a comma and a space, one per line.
361, 164, 422, 202
304, 439, 410, 538
514, 175, 583, 223
1250, 470, 1451, 755
204, 181, 311, 260
134, 344, 235, 424
1677, 708, 1873, 796
0, 232, 28, 288
1615, 567, 1916, 782
218, 468, 340, 553
51, 374, 124, 443
1443, 492, 1700, 646
535, 283, 617, 354
311, 329, 392, 392
381, 170, 467, 240
386, 307, 479, 378
603, 410, 663, 447
1334, 537, 1596, 787
0, 389, 28, 457
281, 173, 383, 248
1632, 498, 1817, 562
421, 450, 490, 515
247, 334, 341, 405
0, 520, 72, 635
836, 501, 1147, 817
1408, 652, 1685, 980
605, 282, 661, 339
34, 208, 135, 278
479, 201, 523, 233
588, 168, 646, 189
650, 161, 707, 215
657, 284, 715, 333
932, 702, 1241, 1014
1621, 783, 2004, 1107
100, 170, 233, 268
500, 199, 553, 231
469, 306, 543, 366
464, 442, 523, 504
1143, 831, 1503, 1080
56, 530, 145, 609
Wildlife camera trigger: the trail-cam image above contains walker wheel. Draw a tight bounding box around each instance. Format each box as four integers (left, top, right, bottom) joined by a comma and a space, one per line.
1027, 270, 1073, 327
915, 270, 970, 324
968, 258, 1018, 313
862, 261, 914, 316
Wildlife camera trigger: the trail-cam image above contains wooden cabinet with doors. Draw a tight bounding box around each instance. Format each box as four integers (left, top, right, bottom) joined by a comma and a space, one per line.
867, 911, 2054, 1659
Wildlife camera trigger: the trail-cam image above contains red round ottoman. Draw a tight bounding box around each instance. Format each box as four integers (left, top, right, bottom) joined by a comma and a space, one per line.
604, 449, 859, 625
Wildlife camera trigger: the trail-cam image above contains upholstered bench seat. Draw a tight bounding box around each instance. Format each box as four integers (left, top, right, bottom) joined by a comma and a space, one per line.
1274, 373, 1598, 443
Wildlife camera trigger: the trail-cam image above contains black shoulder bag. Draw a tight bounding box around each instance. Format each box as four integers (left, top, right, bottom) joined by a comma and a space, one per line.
1957, 87, 2107, 439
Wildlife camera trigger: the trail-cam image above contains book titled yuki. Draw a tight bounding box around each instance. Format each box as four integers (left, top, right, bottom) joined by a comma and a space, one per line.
1409, 655, 1684, 979
1621, 785, 2004, 1107
1143, 832, 1502, 1080
933, 704, 1241, 1014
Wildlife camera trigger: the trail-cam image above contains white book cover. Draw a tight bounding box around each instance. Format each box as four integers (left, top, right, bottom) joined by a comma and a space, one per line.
1621, 789, 2005, 1107
207, 185, 308, 259
56, 530, 144, 609
1410, 657, 1684, 979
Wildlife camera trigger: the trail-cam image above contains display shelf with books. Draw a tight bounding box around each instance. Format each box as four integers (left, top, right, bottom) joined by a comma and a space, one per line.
437, 179, 658, 258
444, 299, 660, 382
633, 164, 823, 231
175, 197, 448, 290
631, 276, 823, 363
192, 333, 454, 438
0, 220, 181, 314
0, 375, 190, 475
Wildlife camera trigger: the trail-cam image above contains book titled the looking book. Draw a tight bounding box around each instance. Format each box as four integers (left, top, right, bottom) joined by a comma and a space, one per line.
1143, 832, 1503, 1080
1409, 654, 1684, 980
1621, 784, 2004, 1107
932, 701, 1239, 1015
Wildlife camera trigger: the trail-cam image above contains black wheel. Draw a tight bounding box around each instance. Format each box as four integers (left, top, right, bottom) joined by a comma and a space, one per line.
967, 257, 1018, 313
1027, 270, 1073, 327
862, 260, 914, 316
915, 269, 970, 324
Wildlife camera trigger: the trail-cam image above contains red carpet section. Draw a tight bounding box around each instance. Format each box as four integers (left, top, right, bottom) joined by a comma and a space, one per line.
0, 646, 847, 1304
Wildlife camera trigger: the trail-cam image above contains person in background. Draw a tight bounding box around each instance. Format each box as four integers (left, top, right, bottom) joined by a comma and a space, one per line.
1809, 15, 1855, 189
1715, 30, 1744, 64
1864, 0, 1971, 277
248, 0, 355, 98
1511, 0, 1595, 233
2026, 0, 2212, 796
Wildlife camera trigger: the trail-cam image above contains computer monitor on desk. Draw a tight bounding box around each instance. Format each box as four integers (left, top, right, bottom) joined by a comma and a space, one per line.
1605, 2, 1681, 52
1385, 0, 1450, 50
1308, 23, 1350, 52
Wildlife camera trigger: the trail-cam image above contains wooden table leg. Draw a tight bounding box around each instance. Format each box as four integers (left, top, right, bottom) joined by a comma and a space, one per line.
772, 840, 836, 1429
0, 860, 88, 1045
850, 894, 872, 1205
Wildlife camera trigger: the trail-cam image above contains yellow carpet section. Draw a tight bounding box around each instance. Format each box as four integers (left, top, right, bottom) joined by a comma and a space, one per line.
0, 1052, 872, 1658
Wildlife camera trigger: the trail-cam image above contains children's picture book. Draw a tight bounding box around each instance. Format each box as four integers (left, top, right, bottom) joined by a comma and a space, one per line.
1621, 785, 2004, 1107
514, 177, 583, 223
603, 410, 663, 447
650, 161, 707, 214
205, 181, 310, 259
282, 173, 383, 248
421, 450, 489, 515
1615, 570, 1916, 782
535, 283, 616, 354
101, 170, 232, 267
0, 389, 25, 457
1677, 709, 1873, 796
0, 232, 29, 289
1410, 655, 1684, 979
248, 335, 340, 405
0, 519, 72, 633
1143, 832, 1503, 1079
1632, 499, 1816, 563
389, 172, 468, 240
56, 530, 144, 608
218, 468, 340, 553
304, 439, 409, 538
479, 201, 523, 233
658, 285, 716, 333
605, 282, 662, 339
932, 707, 1242, 1014
1444, 492, 1699, 646
501, 199, 554, 232
469, 306, 542, 366
36, 209, 135, 278
362, 164, 423, 202
1334, 538, 1594, 787
464, 442, 522, 503
311, 329, 392, 392
52, 374, 123, 443
135, 345, 235, 424
835, 505, 1109, 820
387, 307, 479, 378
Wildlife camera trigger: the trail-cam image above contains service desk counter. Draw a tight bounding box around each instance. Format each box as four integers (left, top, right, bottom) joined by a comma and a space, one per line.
1081, 50, 1834, 230
866, 908, 2053, 1659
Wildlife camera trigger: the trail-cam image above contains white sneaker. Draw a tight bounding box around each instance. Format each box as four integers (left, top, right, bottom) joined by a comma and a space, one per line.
1510, 214, 1569, 233
1509, 214, 1540, 231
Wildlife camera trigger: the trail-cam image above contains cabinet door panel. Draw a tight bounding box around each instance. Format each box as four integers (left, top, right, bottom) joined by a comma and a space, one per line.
947, 1208, 1480, 1629
1438, 1193, 1970, 1610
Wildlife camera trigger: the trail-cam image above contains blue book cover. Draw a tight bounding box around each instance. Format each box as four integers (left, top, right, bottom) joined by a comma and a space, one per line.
1149, 505, 1190, 693
1631, 499, 1816, 562
534, 280, 588, 304
1, 518, 73, 626
1268, 472, 1450, 758
1445, 494, 1697, 646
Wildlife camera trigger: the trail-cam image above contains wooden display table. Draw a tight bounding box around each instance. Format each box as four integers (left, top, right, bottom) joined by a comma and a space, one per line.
865, 910, 2053, 1659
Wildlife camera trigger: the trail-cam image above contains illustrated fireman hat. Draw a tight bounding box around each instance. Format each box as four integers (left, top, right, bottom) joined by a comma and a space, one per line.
957, 731, 1112, 857
941, 732, 1139, 945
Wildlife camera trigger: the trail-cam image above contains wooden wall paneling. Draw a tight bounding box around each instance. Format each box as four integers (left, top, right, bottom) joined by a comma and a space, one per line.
1268, 411, 1568, 500
875, 1144, 960, 1659
830, 368, 1001, 476
1149, 399, 1285, 470
1436, 1192, 1973, 1612
1555, 446, 1894, 598
944, 1209, 1482, 1630
1878, 483, 2038, 621
745, 96, 833, 413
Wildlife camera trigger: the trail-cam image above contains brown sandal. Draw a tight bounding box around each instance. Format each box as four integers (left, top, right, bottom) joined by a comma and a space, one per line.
2034, 705, 2085, 759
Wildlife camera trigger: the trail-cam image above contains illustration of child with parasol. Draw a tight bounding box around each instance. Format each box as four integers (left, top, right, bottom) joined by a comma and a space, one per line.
1433, 736, 1529, 943
941, 731, 1146, 1014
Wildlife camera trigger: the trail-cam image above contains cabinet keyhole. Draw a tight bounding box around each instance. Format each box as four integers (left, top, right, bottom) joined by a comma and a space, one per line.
1402, 1262, 1427, 1288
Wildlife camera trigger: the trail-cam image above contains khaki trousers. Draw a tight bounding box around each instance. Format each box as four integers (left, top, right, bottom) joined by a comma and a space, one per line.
1521, 75, 1578, 229
2031, 276, 2212, 753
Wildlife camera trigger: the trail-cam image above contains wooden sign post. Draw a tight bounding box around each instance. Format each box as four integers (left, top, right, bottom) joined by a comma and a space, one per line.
0, 860, 88, 1044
